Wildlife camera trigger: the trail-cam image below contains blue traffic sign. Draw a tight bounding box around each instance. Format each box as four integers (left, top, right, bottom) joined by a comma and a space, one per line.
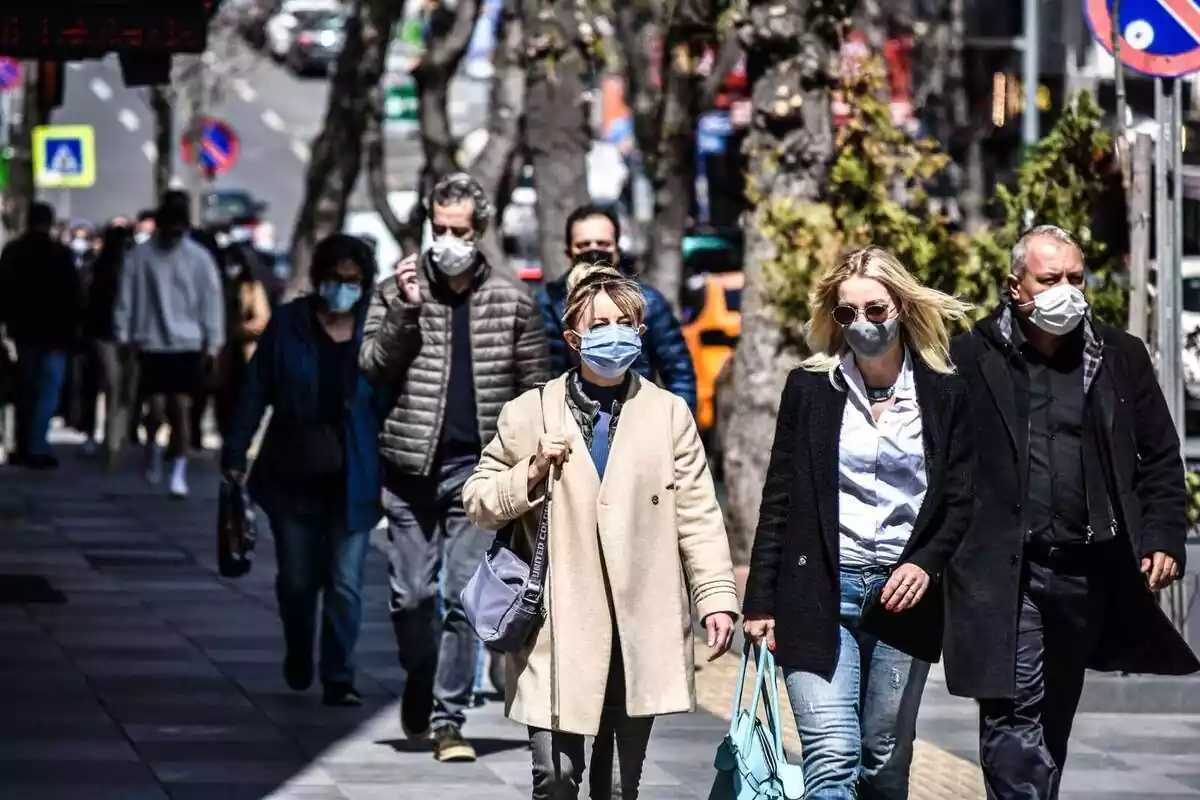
0, 58, 23, 92
1086, 0, 1200, 77
32, 124, 95, 188
181, 117, 240, 176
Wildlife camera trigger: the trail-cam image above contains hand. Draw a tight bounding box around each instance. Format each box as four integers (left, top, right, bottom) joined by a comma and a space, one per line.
223, 468, 245, 485
742, 614, 776, 652
393, 254, 422, 305
1141, 551, 1181, 592
705, 612, 735, 661
527, 433, 572, 487
880, 563, 931, 613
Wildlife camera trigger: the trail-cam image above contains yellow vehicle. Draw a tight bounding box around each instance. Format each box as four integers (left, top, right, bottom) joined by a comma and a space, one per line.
682, 270, 743, 432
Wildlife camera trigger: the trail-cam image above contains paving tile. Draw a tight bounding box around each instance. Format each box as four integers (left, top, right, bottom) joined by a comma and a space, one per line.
322, 760, 507, 785
339, 784, 524, 800
0, 760, 158, 783
0, 739, 141, 761
1, 785, 169, 800
136, 740, 307, 763
150, 761, 334, 785
122, 723, 294, 743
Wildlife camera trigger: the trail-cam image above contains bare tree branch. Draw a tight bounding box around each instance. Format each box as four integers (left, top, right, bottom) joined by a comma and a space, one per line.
366, 85, 423, 253
289, 0, 403, 293
469, 0, 527, 269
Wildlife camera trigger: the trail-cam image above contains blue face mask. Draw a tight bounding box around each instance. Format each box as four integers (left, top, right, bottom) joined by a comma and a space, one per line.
318, 281, 362, 313
578, 324, 642, 380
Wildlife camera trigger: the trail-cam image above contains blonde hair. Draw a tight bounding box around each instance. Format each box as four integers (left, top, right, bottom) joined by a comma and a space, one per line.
562, 261, 647, 330
801, 246, 972, 375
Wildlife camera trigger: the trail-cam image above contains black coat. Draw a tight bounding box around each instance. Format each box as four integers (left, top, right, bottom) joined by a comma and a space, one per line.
945, 306, 1200, 699
0, 232, 81, 350
742, 355, 975, 678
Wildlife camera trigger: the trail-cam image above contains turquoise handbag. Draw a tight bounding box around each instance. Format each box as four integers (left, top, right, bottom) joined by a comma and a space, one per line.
710, 641, 805, 800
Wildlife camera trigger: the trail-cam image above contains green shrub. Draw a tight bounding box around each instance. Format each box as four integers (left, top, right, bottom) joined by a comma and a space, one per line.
759, 61, 1129, 350
972, 92, 1128, 325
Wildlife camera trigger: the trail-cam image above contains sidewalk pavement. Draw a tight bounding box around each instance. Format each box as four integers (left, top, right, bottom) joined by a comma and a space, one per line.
1, 448, 1198, 799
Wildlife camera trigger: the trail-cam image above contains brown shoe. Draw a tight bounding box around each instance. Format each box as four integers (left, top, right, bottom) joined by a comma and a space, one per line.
431, 726, 476, 763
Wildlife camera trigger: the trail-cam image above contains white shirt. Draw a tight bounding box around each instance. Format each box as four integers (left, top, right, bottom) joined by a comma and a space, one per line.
836, 350, 928, 569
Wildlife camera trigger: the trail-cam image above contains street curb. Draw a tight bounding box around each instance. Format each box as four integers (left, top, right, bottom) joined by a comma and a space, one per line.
1076, 672, 1200, 714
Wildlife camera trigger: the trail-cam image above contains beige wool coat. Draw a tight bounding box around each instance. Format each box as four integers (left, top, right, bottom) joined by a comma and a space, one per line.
462, 373, 739, 736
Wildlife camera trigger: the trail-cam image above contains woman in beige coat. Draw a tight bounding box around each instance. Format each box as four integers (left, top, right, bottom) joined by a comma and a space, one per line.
463, 262, 739, 800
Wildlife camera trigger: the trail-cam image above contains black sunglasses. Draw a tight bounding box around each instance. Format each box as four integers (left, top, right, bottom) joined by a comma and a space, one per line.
832, 301, 891, 327
431, 223, 472, 238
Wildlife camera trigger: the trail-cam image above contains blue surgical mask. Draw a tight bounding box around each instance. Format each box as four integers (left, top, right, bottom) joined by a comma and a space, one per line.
578, 324, 642, 379
318, 281, 362, 313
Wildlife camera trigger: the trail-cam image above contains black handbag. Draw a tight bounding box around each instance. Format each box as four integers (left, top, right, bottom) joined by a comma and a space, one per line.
217, 480, 258, 578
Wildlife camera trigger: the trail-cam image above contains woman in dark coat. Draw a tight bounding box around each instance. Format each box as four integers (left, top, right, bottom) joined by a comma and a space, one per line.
743, 246, 975, 800
221, 234, 383, 706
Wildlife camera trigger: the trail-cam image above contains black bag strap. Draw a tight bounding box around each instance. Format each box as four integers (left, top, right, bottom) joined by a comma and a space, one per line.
523, 384, 552, 602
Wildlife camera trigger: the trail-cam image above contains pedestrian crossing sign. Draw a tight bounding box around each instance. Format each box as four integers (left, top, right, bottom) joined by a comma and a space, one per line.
32, 125, 95, 189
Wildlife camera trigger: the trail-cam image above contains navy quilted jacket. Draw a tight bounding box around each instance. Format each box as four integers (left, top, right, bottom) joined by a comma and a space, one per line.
536, 275, 697, 412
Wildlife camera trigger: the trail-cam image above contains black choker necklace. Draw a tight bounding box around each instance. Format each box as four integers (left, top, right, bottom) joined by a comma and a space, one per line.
865, 385, 896, 403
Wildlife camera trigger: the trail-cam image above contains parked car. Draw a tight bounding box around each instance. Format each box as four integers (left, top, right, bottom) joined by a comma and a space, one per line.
287, 12, 346, 76
265, 0, 340, 61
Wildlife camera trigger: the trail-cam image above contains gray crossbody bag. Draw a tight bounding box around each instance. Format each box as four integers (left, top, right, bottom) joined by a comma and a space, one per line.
460, 385, 551, 654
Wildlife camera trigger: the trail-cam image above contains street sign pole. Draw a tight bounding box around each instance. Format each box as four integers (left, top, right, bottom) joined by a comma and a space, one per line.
1155, 77, 1185, 446
1022, 0, 1039, 153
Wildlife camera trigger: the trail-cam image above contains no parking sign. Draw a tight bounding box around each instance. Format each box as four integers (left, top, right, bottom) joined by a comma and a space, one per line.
1086, 0, 1200, 77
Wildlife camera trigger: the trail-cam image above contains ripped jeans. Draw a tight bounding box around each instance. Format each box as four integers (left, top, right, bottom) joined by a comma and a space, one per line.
783, 567, 930, 800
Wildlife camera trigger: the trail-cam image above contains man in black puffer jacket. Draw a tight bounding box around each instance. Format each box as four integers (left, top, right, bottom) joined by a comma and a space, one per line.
535, 204, 697, 412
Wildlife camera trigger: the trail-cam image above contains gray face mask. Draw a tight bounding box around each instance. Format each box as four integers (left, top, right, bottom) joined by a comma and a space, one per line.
844, 319, 900, 359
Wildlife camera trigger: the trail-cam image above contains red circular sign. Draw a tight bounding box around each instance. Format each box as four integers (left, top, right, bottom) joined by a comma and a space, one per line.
1086, 0, 1200, 78
180, 117, 240, 177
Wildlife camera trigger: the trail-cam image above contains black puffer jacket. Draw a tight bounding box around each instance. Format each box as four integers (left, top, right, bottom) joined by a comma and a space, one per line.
360, 254, 549, 477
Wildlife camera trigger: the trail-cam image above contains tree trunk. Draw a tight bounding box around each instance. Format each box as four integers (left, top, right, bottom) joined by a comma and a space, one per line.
468, 0, 525, 269
412, 0, 483, 229
149, 87, 173, 204
523, 0, 595, 283
949, 0, 985, 232
647, 41, 696, 311
366, 86, 422, 254
719, 0, 845, 564
1, 63, 43, 237
289, 0, 399, 294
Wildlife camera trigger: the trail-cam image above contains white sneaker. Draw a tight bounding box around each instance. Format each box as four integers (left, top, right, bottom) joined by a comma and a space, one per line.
145, 445, 164, 484
168, 458, 188, 498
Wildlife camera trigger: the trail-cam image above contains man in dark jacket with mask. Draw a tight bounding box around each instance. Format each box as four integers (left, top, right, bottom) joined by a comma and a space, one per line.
535, 204, 697, 412
947, 225, 1199, 799
0, 202, 80, 468
359, 173, 548, 764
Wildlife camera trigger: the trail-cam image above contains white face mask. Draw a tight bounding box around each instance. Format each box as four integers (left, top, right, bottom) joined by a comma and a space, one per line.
429, 235, 477, 277
134, 231, 151, 245
1019, 283, 1088, 336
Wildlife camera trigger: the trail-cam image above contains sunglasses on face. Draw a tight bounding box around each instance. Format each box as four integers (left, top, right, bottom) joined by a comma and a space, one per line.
431, 223, 472, 238
832, 301, 891, 327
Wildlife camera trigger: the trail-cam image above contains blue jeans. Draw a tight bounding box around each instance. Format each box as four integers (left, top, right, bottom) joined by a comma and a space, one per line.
383, 454, 494, 731
783, 567, 931, 800
15, 345, 67, 457
270, 507, 371, 685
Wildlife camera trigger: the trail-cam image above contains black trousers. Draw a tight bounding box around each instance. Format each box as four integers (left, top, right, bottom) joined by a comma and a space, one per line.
978, 545, 1110, 800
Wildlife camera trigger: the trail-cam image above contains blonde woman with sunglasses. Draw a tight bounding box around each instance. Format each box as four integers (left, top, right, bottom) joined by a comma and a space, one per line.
743, 246, 975, 799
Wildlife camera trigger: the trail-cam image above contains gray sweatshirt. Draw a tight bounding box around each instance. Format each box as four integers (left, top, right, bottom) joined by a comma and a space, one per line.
113, 237, 226, 356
